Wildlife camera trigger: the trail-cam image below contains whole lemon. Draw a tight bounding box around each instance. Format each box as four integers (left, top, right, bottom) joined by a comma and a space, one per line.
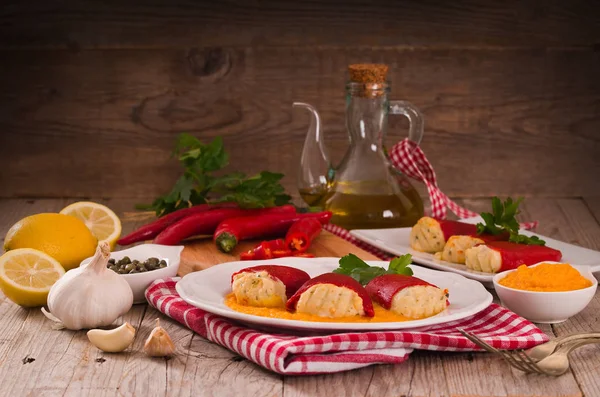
4, 213, 97, 270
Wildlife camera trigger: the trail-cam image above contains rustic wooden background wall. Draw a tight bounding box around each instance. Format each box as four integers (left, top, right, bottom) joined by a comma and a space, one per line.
1, 0, 599, 203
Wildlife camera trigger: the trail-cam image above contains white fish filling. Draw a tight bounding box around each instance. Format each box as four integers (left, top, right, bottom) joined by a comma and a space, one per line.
465, 245, 502, 273
434, 235, 485, 264
390, 285, 447, 319
232, 271, 286, 308
296, 284, 365, 318
410, 217, 445, 253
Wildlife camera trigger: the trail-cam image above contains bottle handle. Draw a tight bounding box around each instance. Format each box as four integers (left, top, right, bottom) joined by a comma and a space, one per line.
388, 100, 424, 146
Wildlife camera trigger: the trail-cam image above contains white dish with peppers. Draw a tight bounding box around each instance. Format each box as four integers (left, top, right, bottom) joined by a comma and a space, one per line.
80, 244, 184, 304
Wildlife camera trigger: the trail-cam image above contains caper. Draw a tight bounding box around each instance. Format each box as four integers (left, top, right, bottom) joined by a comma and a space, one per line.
159, 263, 167, 268
129, 269, 139, 274
124, 263, 135, 272
121, 256, 131, 264
108, 258, 116, 264
139, 267, 148, 272
147, 257, 159, 266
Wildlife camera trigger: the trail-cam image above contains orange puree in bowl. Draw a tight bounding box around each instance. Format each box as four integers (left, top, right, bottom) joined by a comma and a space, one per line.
224, 293, 412, 323
498, 263, 593, 292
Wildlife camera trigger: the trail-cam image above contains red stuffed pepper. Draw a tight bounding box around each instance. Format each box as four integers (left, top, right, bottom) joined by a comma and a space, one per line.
231, 265, 311, 308
410, 216, 507, 254
464, 241, 562, 273
366, 274, 449, 319
286, 273, 374, 318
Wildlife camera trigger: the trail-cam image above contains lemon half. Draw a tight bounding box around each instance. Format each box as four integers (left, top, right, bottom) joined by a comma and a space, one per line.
0, 248, 65, 307
60, 202, 122, 250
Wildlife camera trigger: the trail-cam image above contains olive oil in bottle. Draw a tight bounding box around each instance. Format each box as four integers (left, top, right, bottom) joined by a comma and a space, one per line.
320, 180, 423, 230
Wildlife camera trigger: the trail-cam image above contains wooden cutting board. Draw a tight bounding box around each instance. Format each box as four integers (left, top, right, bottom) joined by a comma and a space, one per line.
178, 231, 379, 276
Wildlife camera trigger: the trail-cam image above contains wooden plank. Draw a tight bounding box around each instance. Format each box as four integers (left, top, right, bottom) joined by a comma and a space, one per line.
1, 48, 599, 199
440, 198, 582, 397
0, 198, 283, 396
178, 231, 380, 275
520, 198, 600, 397
1, 0, 599, 49
583, 197, 600, 224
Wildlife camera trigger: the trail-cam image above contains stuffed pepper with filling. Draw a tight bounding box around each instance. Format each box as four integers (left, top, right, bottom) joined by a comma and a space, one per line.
366, 274, 449, 319
231, 265, 310, 308
465, 241, 562, 273
286, 273, 374, 318
410, 216, 507, 253
434, 235, 486, 264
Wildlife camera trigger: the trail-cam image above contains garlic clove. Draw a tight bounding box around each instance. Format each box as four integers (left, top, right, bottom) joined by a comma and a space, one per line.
144, 318, 175, 357
87, 322, 136, 353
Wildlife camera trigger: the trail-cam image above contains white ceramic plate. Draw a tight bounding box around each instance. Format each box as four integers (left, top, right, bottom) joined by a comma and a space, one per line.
175, 257, 493, 331
350, 217, 600, 286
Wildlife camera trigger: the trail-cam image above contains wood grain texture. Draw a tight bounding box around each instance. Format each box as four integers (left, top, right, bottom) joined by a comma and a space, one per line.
1, 48, 599, 199
521, 198, 600, 397
1, 0, 598, 49
0, 197, 599, 396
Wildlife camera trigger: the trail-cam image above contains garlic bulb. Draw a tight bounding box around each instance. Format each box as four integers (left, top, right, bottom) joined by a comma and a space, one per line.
87, 322, 136, 353
144, 319, 175, 357
42, 242, 133, 330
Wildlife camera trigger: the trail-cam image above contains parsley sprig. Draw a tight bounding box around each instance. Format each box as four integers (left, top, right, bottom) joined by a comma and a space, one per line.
332, 253, 413, 286
139, 134, 292, 216
476, 197, 545, 245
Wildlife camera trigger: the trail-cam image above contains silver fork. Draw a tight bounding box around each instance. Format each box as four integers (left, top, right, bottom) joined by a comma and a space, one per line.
458, 329, 600, 375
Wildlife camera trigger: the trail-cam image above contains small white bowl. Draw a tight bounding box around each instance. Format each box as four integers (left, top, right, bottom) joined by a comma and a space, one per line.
81, 244, 184, 304
493, 261, 598, 324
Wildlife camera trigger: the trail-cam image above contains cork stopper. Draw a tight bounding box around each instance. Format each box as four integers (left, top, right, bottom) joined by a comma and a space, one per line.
348, 64, 389, 84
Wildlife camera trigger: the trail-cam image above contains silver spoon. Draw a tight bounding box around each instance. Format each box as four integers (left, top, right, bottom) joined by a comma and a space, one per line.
527, 333, 600, 361
535, 339, 600, 375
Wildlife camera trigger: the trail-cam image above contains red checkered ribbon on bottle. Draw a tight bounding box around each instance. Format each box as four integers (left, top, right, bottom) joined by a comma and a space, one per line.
389, 138, 538, 230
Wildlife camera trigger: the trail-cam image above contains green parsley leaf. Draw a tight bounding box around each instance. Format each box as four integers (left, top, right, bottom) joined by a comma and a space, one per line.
477, 196, 523, 235
139, 134, 292, 215
508, 232, 546, 246
333, 253, 414, 285
387, 254, 414, 276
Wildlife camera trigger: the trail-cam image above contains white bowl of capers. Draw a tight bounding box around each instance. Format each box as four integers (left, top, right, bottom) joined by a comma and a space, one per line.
81, 244, 184, 304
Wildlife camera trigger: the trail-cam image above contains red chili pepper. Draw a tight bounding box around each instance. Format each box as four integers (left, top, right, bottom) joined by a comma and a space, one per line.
153, 205, 296, 245
239, 239, 316, 260
117, 203, 239, 246
239, 239, 286, 260
215, 211, 332, 253
285, 218, 322, 253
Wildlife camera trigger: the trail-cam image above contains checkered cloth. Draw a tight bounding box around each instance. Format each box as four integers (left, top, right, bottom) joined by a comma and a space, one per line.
146, 278, 549, 375
389, 138, 538, 229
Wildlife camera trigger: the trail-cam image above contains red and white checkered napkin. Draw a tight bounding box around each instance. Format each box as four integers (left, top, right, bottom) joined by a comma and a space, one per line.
146, 278, 549, 375
389, 138, 538, 229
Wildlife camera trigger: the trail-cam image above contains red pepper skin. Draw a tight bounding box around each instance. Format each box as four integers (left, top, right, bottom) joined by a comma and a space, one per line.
231, 265, 310, 298
240, 239, 286, 260
285, 218, 323, 253
117, 203, 239, 246
437, 219, 508, 243
215, 211, 332, 253
286, 273, 374, 317
154, 205, 296, 245
365, 274, 439, 310
486, 241, 563, 272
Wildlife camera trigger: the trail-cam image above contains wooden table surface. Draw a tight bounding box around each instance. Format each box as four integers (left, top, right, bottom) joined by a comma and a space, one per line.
0, 197, 598, 397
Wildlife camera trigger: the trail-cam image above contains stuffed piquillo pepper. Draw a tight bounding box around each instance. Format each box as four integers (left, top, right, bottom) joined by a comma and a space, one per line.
365, 274, 449, 319
464, 241, 562, 273
410, 216, 507, 253
231, 265, 310, 308
286, 273, 374, 318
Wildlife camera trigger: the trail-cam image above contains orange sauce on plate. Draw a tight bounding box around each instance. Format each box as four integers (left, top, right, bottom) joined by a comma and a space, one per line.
224, 293, 412, 323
